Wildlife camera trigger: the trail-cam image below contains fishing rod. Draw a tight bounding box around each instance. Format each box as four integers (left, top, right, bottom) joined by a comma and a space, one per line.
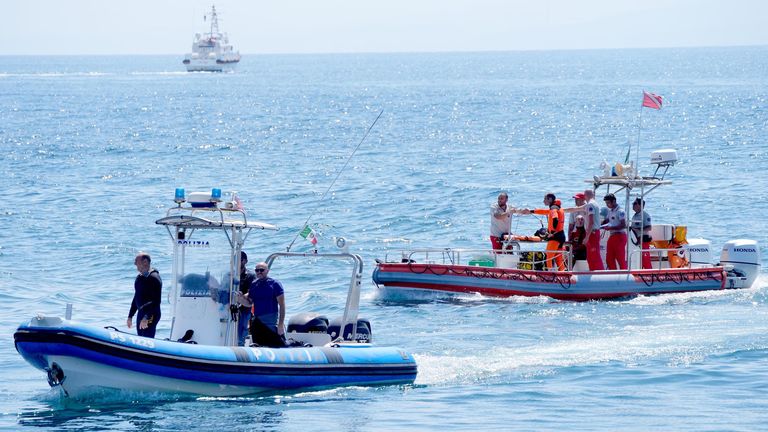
285, 109, 384, 252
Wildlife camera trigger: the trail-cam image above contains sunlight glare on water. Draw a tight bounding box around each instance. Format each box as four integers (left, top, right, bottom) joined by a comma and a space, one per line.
1, 48, 767, 430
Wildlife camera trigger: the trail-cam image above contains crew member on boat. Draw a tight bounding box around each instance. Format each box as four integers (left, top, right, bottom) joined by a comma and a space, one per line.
235, 251, 256, 346
522, 193, 566, 271
631, 198, 653, 269
567, 193, 586, 235
570, 215, 588, 262
490, 192, 515, 251
563, 190, 605, 271
582, 189, 605, 270
247, 262, 286, 347
127, 252, 162, 338
601, 193, 628, 270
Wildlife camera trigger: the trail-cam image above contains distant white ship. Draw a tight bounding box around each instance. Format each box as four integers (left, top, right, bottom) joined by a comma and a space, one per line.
182, 5, 240, 72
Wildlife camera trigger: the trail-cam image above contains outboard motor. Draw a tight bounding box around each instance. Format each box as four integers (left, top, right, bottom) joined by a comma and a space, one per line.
328, 317, 371, 343
687, 238, 712, 268
287, 313, 329, 334
720, 239, 761, 288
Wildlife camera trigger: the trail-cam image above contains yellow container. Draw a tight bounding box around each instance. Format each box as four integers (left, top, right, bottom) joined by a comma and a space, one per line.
674, 225, 687, 244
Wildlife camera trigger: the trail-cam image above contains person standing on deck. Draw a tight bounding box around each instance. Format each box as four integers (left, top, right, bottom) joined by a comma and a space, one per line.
631, 198, 653, 269
567, 192, 587, 237
522, 193, 566, 271
582, 189, 605, 270
601, 193, 628, 270
235, 251, 256, 346
562, 190, 605, 271
569, 214, 588, 262
247, 262, 286, 347
127, 252, 162, 338
490, 192, 515, 251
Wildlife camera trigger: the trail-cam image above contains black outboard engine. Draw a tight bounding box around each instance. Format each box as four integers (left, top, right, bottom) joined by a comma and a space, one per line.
327, 317, 371, 343
287, 313, 329, 334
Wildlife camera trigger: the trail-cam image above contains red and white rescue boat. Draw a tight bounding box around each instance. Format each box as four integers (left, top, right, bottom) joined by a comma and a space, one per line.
374, 150, 761, 301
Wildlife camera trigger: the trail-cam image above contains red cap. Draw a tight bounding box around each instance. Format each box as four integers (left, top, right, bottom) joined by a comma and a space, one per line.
572, 193, 585, 199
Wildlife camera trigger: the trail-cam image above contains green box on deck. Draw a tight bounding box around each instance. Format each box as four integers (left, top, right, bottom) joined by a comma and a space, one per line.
468, 257, 495, 267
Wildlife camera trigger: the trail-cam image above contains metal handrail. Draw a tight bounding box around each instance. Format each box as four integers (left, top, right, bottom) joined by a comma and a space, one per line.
385, 246, 573, 270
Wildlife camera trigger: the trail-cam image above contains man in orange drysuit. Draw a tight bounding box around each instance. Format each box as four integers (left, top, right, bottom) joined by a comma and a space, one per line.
523, 193, 566, 271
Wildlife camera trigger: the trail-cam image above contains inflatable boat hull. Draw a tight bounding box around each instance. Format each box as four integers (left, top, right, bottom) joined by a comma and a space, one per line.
14, 316, 417, 398
373, 263, 729, 301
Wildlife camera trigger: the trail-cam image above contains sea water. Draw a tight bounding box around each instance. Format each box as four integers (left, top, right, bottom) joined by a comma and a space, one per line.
1, 47, 767, 431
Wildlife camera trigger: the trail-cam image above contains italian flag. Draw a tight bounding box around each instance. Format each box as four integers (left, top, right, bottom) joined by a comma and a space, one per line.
300, 225, 318, 245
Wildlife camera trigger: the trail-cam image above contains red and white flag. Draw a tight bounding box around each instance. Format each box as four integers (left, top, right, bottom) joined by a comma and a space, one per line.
642, 91, 663, 110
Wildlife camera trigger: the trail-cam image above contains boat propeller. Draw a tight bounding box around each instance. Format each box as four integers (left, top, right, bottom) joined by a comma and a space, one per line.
45, 362, 69, 396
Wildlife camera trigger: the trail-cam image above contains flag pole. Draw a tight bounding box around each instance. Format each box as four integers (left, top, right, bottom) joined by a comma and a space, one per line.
285, 109, 384, 252
635, 92, 645, 176
625, 92, 645, 268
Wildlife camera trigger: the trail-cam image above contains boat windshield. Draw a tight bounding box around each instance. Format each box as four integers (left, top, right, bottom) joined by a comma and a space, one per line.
175, 233, 236, 304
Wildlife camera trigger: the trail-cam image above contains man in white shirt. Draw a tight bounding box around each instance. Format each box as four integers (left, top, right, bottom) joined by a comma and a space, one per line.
490, 192, 514, 251
601, 193, 627, 270
631, 198, 653, 269
582, 189, 605, 270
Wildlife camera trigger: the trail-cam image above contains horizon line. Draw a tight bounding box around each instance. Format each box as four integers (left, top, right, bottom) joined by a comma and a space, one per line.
2, 43, 767, 57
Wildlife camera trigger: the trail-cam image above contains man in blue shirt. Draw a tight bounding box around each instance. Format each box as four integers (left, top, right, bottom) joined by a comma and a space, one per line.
246, 262, 285, 346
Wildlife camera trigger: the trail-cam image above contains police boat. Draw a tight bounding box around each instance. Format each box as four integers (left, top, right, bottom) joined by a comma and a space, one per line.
14, 189, 417, 398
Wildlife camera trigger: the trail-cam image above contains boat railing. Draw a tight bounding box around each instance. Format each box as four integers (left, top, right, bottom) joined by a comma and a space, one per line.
384, 244, 696, 272
384, 248, 491, 266
265, 252, 364, 343
383, 243, 566, 269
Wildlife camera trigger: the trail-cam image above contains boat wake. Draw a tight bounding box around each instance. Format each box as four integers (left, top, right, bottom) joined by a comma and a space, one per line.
413, 321, 768, 387
32, 386, 192, 407
626, 273, 768, 306
130, 71, 190, 76
0, 72, 113, 78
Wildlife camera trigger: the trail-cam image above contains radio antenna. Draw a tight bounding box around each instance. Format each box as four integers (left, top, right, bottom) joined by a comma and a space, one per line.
286, 110, 384, 252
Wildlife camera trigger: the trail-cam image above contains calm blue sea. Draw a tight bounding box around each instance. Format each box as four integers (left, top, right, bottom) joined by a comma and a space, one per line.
1, 47, 768, 431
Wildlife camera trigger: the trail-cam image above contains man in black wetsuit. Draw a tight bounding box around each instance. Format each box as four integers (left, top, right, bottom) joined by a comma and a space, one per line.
127, 252, 162, 338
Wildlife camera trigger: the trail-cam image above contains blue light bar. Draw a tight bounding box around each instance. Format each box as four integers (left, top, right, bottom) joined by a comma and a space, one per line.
174, 188, 186, 203
211, 188, 222, 201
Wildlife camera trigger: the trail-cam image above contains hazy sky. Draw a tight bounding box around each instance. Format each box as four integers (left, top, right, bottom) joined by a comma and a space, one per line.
4, 0, 767, 55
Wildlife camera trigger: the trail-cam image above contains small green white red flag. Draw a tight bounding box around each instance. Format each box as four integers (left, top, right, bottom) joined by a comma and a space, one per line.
300, 225, 318, 245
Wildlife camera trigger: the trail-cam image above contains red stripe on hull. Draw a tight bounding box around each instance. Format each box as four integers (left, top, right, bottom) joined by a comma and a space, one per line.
375, 263, 727, 301
381, 281, 630, 301
378, 263, 575, 284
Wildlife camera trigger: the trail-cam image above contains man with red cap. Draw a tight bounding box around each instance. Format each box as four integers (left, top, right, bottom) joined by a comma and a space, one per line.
565, 190, 607, 271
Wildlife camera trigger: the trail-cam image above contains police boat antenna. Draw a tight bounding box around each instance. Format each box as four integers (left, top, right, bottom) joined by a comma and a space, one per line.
286, 109, 384, 253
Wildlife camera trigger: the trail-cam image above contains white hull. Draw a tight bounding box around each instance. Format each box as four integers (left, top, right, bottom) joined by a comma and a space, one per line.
184, 60, 238, 73
183, 6, 240, 73
49, 355, 265, 397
